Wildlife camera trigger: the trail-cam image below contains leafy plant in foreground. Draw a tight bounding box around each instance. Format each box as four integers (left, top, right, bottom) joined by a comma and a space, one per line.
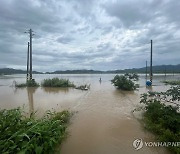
0, 108, 71, 153
139, 86, 180, 153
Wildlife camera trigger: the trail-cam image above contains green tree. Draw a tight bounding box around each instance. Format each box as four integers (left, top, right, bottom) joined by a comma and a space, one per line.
111, 75, 138, 91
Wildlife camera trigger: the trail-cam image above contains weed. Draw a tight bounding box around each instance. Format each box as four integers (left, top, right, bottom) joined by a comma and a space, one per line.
0, 108, 71, 153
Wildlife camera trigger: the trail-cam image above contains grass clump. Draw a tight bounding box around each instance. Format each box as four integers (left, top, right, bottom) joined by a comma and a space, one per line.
0, 108, 71, 153
162, 80, 180, 85
15, 79, 39, 88
41, 78, 75, 87
111, 74, 138, 91
140, 87, 180, 153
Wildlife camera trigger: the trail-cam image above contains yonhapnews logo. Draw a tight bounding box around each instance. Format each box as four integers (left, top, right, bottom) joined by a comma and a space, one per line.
133, 138, 180, 150
133, 138, 143, 150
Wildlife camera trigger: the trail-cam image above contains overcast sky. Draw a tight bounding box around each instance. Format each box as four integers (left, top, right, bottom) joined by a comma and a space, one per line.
0, 0, 180, 71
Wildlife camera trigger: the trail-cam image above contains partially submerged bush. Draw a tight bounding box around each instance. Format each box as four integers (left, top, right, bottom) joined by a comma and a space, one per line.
139, 87, 180, 153
111, 75, 138, 91
15, 79, 39, 87
162, 80, 180, 85
0, 108, 71, 153
124, 73, 139, 81
41, 78, 75, 87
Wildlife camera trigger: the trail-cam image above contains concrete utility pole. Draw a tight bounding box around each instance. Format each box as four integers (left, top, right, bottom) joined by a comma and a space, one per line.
25, 29, 34, 80
29, 29, 32, 80
165, 66, 167, 78
146, 61, 147, 80
150, 40, 153, 83
27, 42, 30, 81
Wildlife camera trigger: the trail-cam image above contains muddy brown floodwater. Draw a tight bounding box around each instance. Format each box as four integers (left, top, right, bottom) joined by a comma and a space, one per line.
0, 74, 179, 154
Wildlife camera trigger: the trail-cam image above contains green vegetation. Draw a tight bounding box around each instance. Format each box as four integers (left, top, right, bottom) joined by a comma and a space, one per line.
111, 74, 139, 91
0, 108, 71, 153
15, 79, 39, 87
124, 73, 139, 81
41, 78, 75, 87
15, 78, 76, 88
162, 80, 180, 85
140, 86, 180, 153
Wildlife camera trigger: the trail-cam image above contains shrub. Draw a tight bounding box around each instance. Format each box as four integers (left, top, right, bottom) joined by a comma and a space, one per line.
41, 78, 75, 87
0, 108, 71, 153
162, 80, 180, 85
139, 87, 180, 153
111, 75, 138, 91
124, 73, 139, 81
15, 79, 39, 87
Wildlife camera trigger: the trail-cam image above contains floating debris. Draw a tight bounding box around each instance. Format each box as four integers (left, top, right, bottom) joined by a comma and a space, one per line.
75, 84, 90, 90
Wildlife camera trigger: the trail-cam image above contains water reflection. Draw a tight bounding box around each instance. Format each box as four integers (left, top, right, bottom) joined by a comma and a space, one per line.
146, 85, 153, 92
42, 87, 69, 94
27, 87, 37, 116
99, 77, 102, 84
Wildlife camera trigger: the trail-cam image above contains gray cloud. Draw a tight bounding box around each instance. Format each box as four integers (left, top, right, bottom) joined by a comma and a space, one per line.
0, 0, 179, 71
57, 36, 74, 44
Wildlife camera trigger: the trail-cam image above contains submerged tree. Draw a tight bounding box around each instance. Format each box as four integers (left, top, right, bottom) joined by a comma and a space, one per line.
111, 74, 139, 91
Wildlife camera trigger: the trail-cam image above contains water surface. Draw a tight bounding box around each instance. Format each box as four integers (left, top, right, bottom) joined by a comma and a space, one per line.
0, 74, 179, 153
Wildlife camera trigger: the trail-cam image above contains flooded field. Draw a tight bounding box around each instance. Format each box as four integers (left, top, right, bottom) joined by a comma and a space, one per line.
0, 74, 179, 154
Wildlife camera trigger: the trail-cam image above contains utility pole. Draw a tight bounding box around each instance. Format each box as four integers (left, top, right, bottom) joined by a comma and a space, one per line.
27, 42, 30, 81
146, 61, 147, 80
25, 29, 34, 80
150, 40, 153, 83
29, 29, 32, 80
165, 66, 167, 78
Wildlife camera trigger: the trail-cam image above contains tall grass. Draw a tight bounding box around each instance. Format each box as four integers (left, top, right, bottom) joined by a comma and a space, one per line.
41, 78, 75, 87
0, 108, 71, 153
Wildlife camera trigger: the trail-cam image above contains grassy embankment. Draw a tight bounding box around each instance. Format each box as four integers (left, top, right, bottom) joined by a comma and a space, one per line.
139, 86, 180, 153
0, 108, 71, 153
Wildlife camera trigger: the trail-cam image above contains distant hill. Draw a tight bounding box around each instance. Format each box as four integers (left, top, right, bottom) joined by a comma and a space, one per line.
49, 64, 180, 74
0, 64, 180, 75
47, 69, 103, 74
109, 64, 180, 74
0, 68, 42, 75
